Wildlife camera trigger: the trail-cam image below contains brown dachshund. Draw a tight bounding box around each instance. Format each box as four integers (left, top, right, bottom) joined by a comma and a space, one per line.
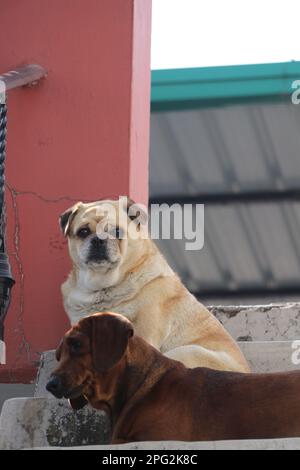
47, 312, 300, 443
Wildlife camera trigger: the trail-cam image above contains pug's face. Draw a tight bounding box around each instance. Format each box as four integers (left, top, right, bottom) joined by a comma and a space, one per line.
60, 198, 147, 276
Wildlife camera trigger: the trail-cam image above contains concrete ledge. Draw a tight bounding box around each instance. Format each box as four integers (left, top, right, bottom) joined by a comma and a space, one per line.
33, 438, 300, 450
0, 397, 110, 450
239, 341, 300, 373
212, 303, 300, 341
1, 396, 298, 450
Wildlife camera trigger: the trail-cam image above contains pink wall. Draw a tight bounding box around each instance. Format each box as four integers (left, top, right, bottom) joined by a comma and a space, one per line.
0, 0, 152, 382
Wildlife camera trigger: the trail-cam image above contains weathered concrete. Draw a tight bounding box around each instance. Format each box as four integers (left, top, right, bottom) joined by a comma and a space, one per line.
1, 397, 299, 450
239, 341, 300, 373
34, 438, 300, 450
0, 398, 110, 450
212, 303, 300, 341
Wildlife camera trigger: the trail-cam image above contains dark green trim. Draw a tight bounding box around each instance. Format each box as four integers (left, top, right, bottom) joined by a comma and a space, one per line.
151, 62, 300, 112
151, 94, 290, 112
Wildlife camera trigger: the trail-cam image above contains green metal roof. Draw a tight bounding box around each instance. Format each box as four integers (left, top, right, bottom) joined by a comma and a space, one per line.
151, 61, 300, 111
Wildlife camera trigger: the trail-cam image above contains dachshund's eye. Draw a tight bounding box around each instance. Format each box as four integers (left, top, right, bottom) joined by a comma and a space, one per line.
68, 338, 82, 352
77, 227, 91, 239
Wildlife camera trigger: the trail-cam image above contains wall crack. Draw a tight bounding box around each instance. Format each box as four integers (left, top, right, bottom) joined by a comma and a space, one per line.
6, 184, 33, 378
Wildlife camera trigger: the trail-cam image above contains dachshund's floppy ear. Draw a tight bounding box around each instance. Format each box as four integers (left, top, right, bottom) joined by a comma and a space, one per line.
69, 395, 88, 410
59, 202, 82, 237
55, 340, 63, 362
84, 313, 134, 372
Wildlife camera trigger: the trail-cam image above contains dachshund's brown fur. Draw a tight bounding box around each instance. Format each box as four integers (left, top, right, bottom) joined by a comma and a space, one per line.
48, 312, 300, 443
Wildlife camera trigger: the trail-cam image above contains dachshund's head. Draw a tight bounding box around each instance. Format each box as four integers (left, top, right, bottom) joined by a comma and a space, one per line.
46, 312, 134, 409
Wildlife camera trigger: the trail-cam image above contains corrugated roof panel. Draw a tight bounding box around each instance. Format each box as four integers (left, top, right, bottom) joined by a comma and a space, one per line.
150, 101, 300, 196
150, 111, 229, 195
156, 237, 225, 292
205, 205, 264, 285
150, 99, 300, 300
163, 111, 228, 192
153, 201, 300, 294
211, 105, 273, 188
150, 114, 186, 195
247, 203, 300, 282
259, 103, 300, 185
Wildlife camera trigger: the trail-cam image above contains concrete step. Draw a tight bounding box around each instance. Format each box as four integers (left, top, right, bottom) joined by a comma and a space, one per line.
1, 396, 300, 450
240, 340, 300, 373
34, 438, 300, 450
1, 397, 300, 450
0, 397, 110, 450
213, 303, 300, 342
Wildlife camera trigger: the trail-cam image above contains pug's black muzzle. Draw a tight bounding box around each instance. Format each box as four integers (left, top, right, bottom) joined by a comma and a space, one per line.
87, 236, 109, 263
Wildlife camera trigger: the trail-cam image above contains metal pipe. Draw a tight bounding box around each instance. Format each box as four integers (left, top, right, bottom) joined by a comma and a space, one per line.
0, 103, 14, 364
150, 188, 300, 206
0, 64, 47, 92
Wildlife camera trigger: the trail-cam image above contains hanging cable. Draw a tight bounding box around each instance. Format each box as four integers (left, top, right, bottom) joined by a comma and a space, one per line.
0, 101, 15, 349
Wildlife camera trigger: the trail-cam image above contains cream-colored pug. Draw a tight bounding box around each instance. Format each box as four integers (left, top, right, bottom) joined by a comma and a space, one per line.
60, 198, 250, 372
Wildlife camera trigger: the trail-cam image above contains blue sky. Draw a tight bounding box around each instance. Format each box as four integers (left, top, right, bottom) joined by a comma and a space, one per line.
151, 0, 299, 70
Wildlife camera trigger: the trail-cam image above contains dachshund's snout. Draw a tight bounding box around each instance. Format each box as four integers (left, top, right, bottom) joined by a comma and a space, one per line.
46, 375, 64, 398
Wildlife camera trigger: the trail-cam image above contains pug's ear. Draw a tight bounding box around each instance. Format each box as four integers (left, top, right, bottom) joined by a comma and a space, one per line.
125, 197, 148, 229
69, 395, 88, 410
59, 203, 82, 237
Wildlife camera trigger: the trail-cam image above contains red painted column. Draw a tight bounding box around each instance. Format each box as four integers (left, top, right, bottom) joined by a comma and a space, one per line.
0, 0, 152, 382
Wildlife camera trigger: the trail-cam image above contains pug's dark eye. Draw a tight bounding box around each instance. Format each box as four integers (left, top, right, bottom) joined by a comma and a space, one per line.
77, 227, 91, 239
